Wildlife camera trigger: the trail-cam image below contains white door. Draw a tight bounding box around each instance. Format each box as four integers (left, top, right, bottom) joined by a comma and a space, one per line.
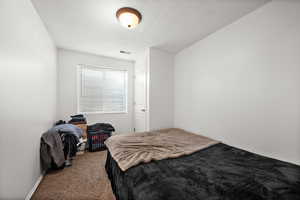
134, 52, 148, 132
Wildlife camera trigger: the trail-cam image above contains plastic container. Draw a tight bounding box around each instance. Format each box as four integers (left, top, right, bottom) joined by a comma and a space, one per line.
87, 130, 111, 152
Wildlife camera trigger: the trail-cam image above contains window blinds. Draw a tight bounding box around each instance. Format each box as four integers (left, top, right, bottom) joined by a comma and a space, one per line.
79, 65, 128, 113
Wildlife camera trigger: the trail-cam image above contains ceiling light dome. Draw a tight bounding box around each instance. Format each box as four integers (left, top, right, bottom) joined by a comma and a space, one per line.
116, 7, 142, 29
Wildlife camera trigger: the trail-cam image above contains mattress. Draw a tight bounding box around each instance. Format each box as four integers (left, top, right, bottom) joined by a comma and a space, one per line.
105, 143, 300, 200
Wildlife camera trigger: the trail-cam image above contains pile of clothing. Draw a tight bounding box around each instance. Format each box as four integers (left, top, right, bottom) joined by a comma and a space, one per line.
88, 123, 115, 133
68, 114, 87, 124
40, 123, 83, 171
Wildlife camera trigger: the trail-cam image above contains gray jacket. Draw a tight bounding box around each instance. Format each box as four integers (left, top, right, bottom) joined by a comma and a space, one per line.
40, 129, 65, 171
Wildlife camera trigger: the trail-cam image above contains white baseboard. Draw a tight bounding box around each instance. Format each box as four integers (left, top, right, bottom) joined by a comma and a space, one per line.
25, 173, 44, 200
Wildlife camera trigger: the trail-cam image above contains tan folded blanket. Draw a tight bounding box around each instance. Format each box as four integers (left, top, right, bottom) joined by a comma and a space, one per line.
105, 128, 220, 171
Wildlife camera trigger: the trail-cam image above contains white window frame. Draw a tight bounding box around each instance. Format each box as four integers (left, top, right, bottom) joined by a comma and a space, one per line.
76, 64, 128, 114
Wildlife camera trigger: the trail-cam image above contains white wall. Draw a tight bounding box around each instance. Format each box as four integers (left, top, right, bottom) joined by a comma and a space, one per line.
174, 0, 300, 165
57, 48, 134, 133
0, 0, 57, 199
148, 48, 174, 130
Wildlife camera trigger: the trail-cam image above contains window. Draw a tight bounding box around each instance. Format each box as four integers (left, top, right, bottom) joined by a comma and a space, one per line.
78, 65, 128, 113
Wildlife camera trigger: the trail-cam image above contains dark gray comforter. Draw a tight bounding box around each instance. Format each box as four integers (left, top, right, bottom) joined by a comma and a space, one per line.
105, 143, 300, 200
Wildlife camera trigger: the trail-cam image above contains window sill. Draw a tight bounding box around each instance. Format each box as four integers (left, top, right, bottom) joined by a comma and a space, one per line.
79, 111, 128, 115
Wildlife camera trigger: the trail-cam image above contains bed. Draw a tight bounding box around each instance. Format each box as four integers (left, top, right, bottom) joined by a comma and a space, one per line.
105, 129, 300, 200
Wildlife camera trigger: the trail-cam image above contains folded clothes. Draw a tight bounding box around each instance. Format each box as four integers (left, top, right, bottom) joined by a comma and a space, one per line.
68, 114, 87, 124
68, 118, 87, 124
70, 116, 85, 119
71, 114, 84, 118
69, 119, 86, 122
69, 121, 87, 125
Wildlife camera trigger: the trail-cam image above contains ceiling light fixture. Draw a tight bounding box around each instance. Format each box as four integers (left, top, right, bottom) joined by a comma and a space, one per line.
116, 7, 142, 29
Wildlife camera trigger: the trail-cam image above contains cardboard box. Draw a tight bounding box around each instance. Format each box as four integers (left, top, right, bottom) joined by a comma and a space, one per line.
75, 124, 87, 139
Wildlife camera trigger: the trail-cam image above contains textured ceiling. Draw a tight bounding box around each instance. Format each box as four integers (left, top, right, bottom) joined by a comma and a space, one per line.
32, 0, 270, 60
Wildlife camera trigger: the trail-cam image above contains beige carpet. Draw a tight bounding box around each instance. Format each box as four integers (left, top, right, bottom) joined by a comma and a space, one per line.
32, 151, 115, 200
